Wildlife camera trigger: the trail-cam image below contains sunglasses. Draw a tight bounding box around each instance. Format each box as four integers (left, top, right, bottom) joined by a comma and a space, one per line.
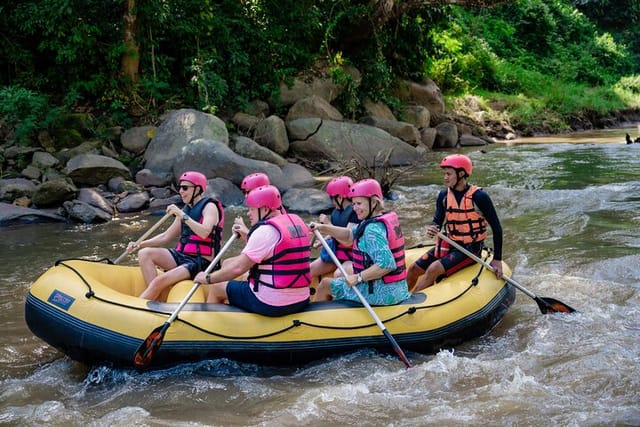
179, 185, 194, 191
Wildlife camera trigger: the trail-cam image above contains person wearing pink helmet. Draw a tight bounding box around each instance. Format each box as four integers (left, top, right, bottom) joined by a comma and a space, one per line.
309, 176, 360, 279
194, 185, 311, 316
408, 154, 504, 293
127, 171, 224, 301
310, 178, 411, 306
234, 172, 288, 241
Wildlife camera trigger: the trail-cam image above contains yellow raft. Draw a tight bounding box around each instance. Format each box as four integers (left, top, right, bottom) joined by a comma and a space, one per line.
25, 247, 515, 368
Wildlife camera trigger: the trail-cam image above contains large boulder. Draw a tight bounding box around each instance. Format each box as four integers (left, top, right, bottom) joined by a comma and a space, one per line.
170, 139, 291, 191
288, 119, 419, 166
394, 79, 445, 116
143, 109, 229, 175
0, 202, 66, 225
0, 178, 37, 202
65, 154, 131, 186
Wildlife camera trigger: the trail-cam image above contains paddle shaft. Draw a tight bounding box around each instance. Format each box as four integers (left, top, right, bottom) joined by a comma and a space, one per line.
312, 227, 412, 368
114, 213, 172, 264
165, 233, 238, 325
435, 231, 538, 298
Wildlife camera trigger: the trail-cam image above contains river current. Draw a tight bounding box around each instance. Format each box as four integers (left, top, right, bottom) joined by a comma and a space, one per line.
1, 128, 639, 426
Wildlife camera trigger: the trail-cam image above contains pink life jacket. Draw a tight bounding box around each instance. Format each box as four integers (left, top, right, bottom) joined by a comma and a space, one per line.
352, 211, 406, 290
175, 197, 224, 257
248, 214, 311, 291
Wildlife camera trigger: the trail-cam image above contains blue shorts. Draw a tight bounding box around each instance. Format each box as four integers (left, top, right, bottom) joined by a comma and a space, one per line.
414, 241, 483, 277
168, 249, 211, 279
226, 280, 309, 317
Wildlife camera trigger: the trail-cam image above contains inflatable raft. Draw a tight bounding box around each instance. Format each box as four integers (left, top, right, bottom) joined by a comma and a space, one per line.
25, 247, 515, 368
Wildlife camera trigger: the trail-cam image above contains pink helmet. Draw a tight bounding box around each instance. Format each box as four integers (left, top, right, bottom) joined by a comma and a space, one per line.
241, 173, 270, 191
326, 176, 353, 198
440, 154, 472, 177
245, 185, 282, 210
179, 171, 207, 191
350, 178, 383, 199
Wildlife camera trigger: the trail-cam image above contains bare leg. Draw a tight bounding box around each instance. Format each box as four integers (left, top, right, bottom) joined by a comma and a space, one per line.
137, 247, 176, 285
312, 277, 333, 302
310, 258, 337, 278
412, 261, 445, 293
139, 265, 190, 301
207, 281, 230, 303
406, 262, 426, 291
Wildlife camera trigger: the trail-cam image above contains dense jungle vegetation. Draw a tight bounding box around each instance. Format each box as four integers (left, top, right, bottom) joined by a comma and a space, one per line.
1, 0, 639, 148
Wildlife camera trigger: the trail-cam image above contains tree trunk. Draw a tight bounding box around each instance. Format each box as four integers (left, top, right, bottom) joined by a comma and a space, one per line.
122, 0, 140, 83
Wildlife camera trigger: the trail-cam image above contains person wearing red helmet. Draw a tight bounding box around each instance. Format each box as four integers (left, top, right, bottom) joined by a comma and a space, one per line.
194, 185, 311, 316
127, 171, 224, 301
310, 178, 411, 305
309, 176, 360, 279
408, 154, 504, 293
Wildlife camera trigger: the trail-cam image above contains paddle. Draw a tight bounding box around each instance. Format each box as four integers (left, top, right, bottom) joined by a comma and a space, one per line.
310, 227, 412, 368
436, 232, 576, 314
113, 213, 172, 264
133, 233, 239, 368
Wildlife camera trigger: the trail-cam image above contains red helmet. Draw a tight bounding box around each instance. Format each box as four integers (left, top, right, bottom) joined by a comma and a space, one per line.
350, 178, 382, 199
241, 173, 270, 192
245, 185, 281, 210
179, 171, 207, 191
326, 176, 353, 198
440, 154, 472, 177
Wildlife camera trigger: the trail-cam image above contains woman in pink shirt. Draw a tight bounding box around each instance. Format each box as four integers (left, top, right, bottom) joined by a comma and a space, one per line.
194, 185, 311, 316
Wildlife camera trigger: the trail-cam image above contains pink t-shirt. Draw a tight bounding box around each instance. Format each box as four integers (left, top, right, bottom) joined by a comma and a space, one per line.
242, 223, 310, 306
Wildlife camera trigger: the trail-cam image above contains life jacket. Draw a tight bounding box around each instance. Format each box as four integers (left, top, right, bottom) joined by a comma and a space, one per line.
330, 204, 359, 262
175, 197, 224, 257
248, 214, 311, 291
352, 211, 406, 291
444, 185, 487, 244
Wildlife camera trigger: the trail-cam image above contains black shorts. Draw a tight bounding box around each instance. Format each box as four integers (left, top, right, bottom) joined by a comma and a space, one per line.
414, 241, 483, 277
168, 249, 211, 279
226, 280, 309, 317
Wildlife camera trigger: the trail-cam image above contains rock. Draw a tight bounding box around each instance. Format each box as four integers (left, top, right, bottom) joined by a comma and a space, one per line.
65, 153, 131, 186
394, 79, 445, 116
362, 98, 396, 120
281, 163, 316, 188
0, 202, 66, 225
32, 151, 60, 169
116, 192, 150, 213
121, 125, 156, 154
282, 188, 332, 214
459, 134, 487, 147
434, 122, 459, 148
0, 178, 38, 202
404, 105, 431, 129
55, 140, 102, 165
231, 113, 261, 134
285, 95, 343, 122
170, 138, 288, 190
63, 200, 112, 223
135, 169, 173, 187
254, 115, 289, 155
143, 108, 229, 175
204, 177, 245, 207
288, 118, 419, 166
359, 116, 421, 146
31, 179, 78, 208
231, 136, 288, 167
77, 188, 115, 215
420, 128, 437, 149
21, 165, 41, 180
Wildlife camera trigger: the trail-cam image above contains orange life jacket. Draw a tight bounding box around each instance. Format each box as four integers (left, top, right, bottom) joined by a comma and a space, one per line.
444, 185, 487, 244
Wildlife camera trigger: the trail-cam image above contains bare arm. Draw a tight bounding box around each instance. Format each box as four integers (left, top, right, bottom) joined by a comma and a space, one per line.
310, 222, 354, 246
194, 253, 255, 284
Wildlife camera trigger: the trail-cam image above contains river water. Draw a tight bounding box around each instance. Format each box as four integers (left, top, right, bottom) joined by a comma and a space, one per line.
1, 129, 639, 426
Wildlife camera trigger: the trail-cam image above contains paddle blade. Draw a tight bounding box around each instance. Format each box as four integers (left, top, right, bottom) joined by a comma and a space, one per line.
382, 329, 413, 368
535, 297, 576, 314
133, 323, 169, 368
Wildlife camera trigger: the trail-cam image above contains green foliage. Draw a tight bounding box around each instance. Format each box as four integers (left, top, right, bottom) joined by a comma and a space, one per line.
0, 86, 55, 145
0, 0, 638, 145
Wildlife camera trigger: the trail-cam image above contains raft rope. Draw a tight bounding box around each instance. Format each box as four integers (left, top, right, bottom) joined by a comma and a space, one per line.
55, 253, 493, 341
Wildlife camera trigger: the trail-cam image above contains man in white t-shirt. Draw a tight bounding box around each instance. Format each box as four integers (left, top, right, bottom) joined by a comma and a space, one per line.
194, 185, 311, 316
